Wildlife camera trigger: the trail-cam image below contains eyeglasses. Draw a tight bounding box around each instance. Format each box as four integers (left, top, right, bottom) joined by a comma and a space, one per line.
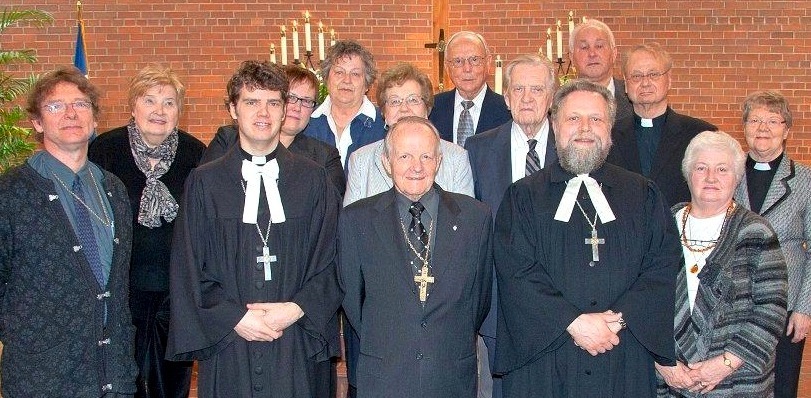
385, 94, 424, 108
286, 94, 317, 109
446, 55, 487, 68
745, 118, 786, 128
41, 100, 93, 114
627, 69, 670, 84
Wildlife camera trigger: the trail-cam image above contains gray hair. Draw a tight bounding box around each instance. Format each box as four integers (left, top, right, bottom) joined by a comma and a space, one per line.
681, 130, 746, 183
742, 90, 793, 129
446, 31, 490, 55
550, 79, 616, 129
569, 18, 616, 53
321, 39, 378, 88
622, 42, 673, 76
503, 54, 558, 93
383, 116, 441, 159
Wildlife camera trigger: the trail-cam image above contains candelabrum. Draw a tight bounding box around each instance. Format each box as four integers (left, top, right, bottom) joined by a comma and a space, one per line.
555, 55, 577, 85
297, 50, 317, 71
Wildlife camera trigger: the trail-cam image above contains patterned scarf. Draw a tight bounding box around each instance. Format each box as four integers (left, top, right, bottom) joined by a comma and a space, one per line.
127, 120, 179, 228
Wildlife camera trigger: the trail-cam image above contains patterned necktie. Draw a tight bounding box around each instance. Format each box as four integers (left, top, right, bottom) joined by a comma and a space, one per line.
526, 138, 541, 176
456, 100, 475, 147
72, 176, 106, 288
409, 201, 429, 254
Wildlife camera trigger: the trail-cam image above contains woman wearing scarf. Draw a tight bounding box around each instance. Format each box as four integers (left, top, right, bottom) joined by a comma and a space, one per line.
89, 64, 205, 398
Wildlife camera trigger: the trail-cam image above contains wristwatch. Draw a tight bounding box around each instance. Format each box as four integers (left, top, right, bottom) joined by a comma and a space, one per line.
722, 352, 734, 369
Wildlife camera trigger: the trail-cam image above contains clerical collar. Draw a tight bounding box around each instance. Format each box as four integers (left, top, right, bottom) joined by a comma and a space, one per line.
634, 111, 667, 129
746, 153, 782, 172
240, 147, 277, 165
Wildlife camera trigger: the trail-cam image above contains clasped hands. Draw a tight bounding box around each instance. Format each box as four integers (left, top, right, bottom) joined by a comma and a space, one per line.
566, 310, 624, 356
234, 302, 304, 342
655, 352, 741, 394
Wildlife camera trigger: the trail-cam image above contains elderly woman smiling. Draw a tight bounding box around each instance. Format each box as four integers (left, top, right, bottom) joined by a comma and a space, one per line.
656, 130, 787, 397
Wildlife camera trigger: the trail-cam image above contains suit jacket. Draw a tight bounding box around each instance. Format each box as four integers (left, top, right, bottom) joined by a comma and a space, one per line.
464, 120, 556, 341
613, 78, 634, 122
661, 203, 787, 397
0, 163, 137, 397
302, 107, 386, 168
607, 107, 716, 207
735, 154, 811, 314
343, 139, 474, 206
429, 87, 512, 143
200, 125, 346, 196
339, 186, 493, 398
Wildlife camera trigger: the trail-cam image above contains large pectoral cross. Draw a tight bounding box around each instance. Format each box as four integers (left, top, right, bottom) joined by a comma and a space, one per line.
584, 228, 605, 262
414, 263, 435, 303
257, 246, 277, 281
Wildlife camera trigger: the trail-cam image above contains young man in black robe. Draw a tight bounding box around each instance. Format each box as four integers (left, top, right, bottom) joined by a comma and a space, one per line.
167, 60, 342, 397
494, 80, 680, 397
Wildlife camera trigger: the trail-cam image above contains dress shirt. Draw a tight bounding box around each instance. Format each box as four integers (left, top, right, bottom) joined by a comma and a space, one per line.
451, 86, 488, 143
311, 95, 378, 165
510, 119, 550, 182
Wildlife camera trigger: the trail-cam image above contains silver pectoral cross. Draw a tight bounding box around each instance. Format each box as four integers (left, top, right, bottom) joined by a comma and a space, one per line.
257, 246, 278, 281
584, 228, 605, 262
413, 264, 435, 303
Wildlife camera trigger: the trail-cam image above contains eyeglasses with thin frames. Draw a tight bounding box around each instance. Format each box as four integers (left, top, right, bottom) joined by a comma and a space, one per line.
385, 94, 424, 108
446, 55, 487, 68
41, 100, 93, 115
627, 69, 671, 84
745, 118, 786, 129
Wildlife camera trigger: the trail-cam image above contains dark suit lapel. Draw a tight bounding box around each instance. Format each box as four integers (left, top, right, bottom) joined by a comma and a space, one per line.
545, 121, 558, 168
371, 189, 420, 301
610, 116, 642, 173
427, 188, 464, 310
494, 124, 512, 181
649, 109, 688, 180
760, 156, 794, 217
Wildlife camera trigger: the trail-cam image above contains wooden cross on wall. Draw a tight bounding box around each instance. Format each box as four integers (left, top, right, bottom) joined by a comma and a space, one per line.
424, 28, 446, 92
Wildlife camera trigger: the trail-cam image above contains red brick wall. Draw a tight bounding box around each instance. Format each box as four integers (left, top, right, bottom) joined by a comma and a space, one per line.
3, 0, 811, 395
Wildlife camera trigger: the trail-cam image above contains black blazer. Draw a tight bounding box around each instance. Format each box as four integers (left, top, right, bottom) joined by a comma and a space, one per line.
613, 79, 634, 122
200, 125, 346, 196
607, 107, 716, 206
429, 86, 512, 143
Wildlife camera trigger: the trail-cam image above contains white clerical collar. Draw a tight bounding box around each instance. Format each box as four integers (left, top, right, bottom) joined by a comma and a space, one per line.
754, 162, 771, 171
454, 85, 488, 110
640, 118, 653, 127
554, 174, 616, 224
311, 95, 378, 121
241, 158, 286, 224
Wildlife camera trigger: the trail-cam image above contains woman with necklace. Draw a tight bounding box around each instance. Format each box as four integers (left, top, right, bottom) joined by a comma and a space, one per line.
733, 91, 811, 398
89, 65, 205, 398
656, 130, 787, 397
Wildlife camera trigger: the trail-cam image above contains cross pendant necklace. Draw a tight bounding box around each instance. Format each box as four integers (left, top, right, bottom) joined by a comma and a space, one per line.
242, 180, 277, 281
414, 263, 435, 303
399, 218, 435, 304
576, 200, 604, 262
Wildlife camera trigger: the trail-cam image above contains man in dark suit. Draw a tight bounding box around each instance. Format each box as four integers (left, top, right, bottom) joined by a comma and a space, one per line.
569, 19, 633, 121
429, 31, 511, 146
606, 42, 716, 206
464, 54, 558, 398
201, 65, 346, 197
340, 116, 492, 398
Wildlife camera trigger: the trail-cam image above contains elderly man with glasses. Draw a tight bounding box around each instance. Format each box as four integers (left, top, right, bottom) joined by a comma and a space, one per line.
606, 42, 716, 206
429, 31, 511, 147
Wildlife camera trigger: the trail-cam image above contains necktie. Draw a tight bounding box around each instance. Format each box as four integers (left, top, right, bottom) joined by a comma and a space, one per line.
72, 176, 106, 288
456, 100, 475, 147
526, 138, 541, 176
409, 201, 429, 254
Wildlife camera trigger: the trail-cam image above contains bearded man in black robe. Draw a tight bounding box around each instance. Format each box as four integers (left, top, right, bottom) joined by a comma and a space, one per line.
167, 60, 341, 397
494, 79, 680, 397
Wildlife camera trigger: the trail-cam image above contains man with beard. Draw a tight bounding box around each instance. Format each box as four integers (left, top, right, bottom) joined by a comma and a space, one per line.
493, 79, 680, 397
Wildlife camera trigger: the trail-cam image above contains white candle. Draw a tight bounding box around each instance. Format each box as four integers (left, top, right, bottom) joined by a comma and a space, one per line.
292, 20, 300, 61
494, 55, 503, 94
280, 26, 288, 65
546, 28, 553, 61
568, 11, 575, 34
330, 29, 336, 46
304, 11, 312, 53
582, 16, 587, 23
270, 43, 276, 64
318, 22, 326, 61
556, 20, 563, 60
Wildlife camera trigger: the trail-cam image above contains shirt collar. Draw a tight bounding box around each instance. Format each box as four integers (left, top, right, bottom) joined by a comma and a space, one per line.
510, 118, 549, 142
311, 95, 378, 122
454, 85, 488, 109
606, 78, 616, 96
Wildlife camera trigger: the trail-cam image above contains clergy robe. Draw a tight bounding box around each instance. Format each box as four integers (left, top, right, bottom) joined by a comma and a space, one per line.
339, 186, 493, 398
167, 144, 342, 397
494, 161, 680, 398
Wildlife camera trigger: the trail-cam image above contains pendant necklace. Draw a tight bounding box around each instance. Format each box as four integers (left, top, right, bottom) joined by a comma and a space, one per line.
241, 180, 277, 281
51, 169, 113, 230
575, 200, 604, 262
680, 202, 734, 273
399, 218, 435, 303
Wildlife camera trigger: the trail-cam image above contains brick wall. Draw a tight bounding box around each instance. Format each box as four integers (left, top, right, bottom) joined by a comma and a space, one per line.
3, 0, 811, 395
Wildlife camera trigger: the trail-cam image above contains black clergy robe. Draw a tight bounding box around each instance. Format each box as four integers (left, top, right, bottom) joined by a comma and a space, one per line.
167, 144, 342, 397
494, 162, 679, 398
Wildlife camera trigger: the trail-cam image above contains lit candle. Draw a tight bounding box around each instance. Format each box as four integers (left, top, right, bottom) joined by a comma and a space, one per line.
556, 20, 563, 60
280, 26, 288, 65
330, 29, 336, 46
318, 22, 326, 61
304, 11, 312, 53
292, 21, 300, 61
270, 43, 276, 64
546, 28, 553, 61
582, 16, 587, 23
568, 11, 575, 34
494, 55, 503, 94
